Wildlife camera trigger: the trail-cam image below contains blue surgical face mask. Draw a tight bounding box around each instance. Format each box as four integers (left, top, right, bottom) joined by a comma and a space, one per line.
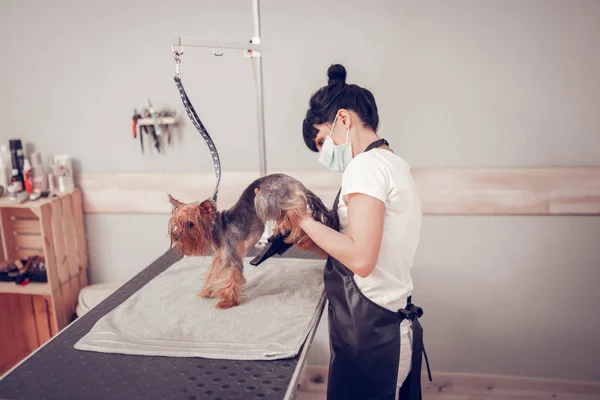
318, 113, 353, 172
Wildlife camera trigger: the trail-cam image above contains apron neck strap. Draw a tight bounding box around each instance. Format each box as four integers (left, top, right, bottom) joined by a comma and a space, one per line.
332, 138, 389, 212
364, 138, 389, 152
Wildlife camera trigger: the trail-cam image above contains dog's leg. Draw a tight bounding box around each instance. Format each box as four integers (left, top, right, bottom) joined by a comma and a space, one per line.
198, 248, 224, 298
198, 267, 218, 298
213, 266, 246, 309
211, 243, 247, 309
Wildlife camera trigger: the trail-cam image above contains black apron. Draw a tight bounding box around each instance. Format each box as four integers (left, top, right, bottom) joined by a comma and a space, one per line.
325, 138, 432, 400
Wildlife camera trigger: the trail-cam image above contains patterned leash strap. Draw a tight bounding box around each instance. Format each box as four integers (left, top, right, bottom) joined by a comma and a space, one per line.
173, 50, 221, 203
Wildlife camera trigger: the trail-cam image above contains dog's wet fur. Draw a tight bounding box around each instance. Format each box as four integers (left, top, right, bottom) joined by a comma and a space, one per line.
168, 173, 337, 309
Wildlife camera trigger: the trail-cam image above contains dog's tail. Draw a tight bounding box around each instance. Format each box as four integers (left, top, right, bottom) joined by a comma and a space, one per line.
254, 182, 337, 244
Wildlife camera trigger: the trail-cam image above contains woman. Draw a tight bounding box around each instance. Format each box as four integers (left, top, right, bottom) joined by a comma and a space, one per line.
296, 64, 430, 400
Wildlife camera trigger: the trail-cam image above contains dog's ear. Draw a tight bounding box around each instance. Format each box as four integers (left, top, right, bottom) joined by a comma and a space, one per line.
199, 199, 214, 216
168, 194, 184, 212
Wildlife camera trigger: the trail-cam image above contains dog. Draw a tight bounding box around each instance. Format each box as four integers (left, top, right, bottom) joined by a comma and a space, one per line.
168, 173, 337, 309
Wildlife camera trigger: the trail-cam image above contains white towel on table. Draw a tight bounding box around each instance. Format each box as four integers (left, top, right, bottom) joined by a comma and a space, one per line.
74, 256, 325, 360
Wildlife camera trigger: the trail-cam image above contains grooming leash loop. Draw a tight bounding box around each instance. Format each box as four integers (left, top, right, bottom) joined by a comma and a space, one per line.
172, 44, 183, 77
172, 49, 220, 202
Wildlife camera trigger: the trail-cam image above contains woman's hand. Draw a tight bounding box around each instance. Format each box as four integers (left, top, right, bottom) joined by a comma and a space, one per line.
294, 236, 313, 251
295, 236, 329, 259
299, 193, 385, 278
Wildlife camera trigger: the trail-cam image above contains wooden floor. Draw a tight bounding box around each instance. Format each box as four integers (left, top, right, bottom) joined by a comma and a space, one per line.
295, 367, 600, 400
297, 391, 600, 400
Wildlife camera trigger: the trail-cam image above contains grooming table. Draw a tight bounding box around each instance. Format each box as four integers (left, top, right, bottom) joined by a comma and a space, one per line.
0, 249, 325, 400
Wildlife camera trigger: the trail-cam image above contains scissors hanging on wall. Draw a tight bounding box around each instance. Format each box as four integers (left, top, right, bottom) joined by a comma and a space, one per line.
131, 100, 179, 154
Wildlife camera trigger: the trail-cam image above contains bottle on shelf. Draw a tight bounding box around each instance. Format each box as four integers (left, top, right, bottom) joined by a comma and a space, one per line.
0, 161, 7, 194
23, 159, 33, 194
54, 155, 74, 193
9, 139, 25, 188
0, 144, 9, 195
31, 152, 47, 194
10, 168, 23, 193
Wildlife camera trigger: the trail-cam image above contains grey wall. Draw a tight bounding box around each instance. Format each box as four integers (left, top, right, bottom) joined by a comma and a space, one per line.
1, 0, 599, 381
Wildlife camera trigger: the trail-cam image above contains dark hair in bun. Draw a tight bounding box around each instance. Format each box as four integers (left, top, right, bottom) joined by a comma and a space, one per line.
303, 64, 379, 152
327, 64, 347, 85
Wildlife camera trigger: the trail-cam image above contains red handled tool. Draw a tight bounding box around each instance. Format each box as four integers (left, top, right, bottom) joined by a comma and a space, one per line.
132, 109, 145, 154
132, 109, 140, 138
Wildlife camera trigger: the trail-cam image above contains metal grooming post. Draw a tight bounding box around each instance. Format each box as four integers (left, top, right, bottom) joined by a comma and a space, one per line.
252, 0, 267, 179
173, 0, 273, 243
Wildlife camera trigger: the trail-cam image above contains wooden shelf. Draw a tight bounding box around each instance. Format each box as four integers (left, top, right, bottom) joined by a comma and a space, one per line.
0, 192, 71, 210
0, 281, 51, 296
0, 347, 30, 376
0, 188, 89, 374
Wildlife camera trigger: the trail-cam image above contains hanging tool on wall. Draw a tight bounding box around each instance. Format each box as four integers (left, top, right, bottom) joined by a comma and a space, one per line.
148, 99, 163, 137
132, 109, 144, 154
132, 109, 139, 138
131, 105, 178, 155
142, 108, 161, 153
161, 108, 176, 146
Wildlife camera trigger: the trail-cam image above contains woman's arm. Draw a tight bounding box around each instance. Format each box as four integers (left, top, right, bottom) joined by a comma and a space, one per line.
300, 192, 385, 278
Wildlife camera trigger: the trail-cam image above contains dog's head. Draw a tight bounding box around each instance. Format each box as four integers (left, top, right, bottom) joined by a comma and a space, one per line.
167, 194, 216, 256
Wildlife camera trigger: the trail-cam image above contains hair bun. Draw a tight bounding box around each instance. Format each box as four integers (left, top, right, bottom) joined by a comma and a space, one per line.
327, 64, 347, 85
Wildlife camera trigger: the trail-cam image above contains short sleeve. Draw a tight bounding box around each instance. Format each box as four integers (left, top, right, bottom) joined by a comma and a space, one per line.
340, 153, 389, 204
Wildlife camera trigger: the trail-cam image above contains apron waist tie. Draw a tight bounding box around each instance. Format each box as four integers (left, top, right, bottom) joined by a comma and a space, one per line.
398, 301, 432, 400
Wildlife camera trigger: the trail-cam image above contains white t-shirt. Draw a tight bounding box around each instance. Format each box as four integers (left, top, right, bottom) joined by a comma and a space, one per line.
337, 148, 422, 335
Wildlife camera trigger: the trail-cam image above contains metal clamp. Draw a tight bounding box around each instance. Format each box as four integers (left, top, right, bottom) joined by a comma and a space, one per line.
172, 44, 184, 77
213, 43, 224, 57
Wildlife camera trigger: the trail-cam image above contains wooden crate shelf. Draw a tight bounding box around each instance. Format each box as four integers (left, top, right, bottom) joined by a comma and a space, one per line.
0, 281, 51, 296
0, 188, 89, 375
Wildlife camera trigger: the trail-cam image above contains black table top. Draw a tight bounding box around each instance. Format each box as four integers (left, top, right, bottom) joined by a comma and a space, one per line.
0, 247, 324, 400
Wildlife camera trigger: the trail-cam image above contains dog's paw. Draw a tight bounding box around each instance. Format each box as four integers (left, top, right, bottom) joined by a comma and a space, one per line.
216, 299, 240, 309
197, 288, 214, 298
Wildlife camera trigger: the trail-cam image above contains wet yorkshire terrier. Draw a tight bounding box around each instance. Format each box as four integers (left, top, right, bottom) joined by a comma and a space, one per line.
168, 173, 337, 309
